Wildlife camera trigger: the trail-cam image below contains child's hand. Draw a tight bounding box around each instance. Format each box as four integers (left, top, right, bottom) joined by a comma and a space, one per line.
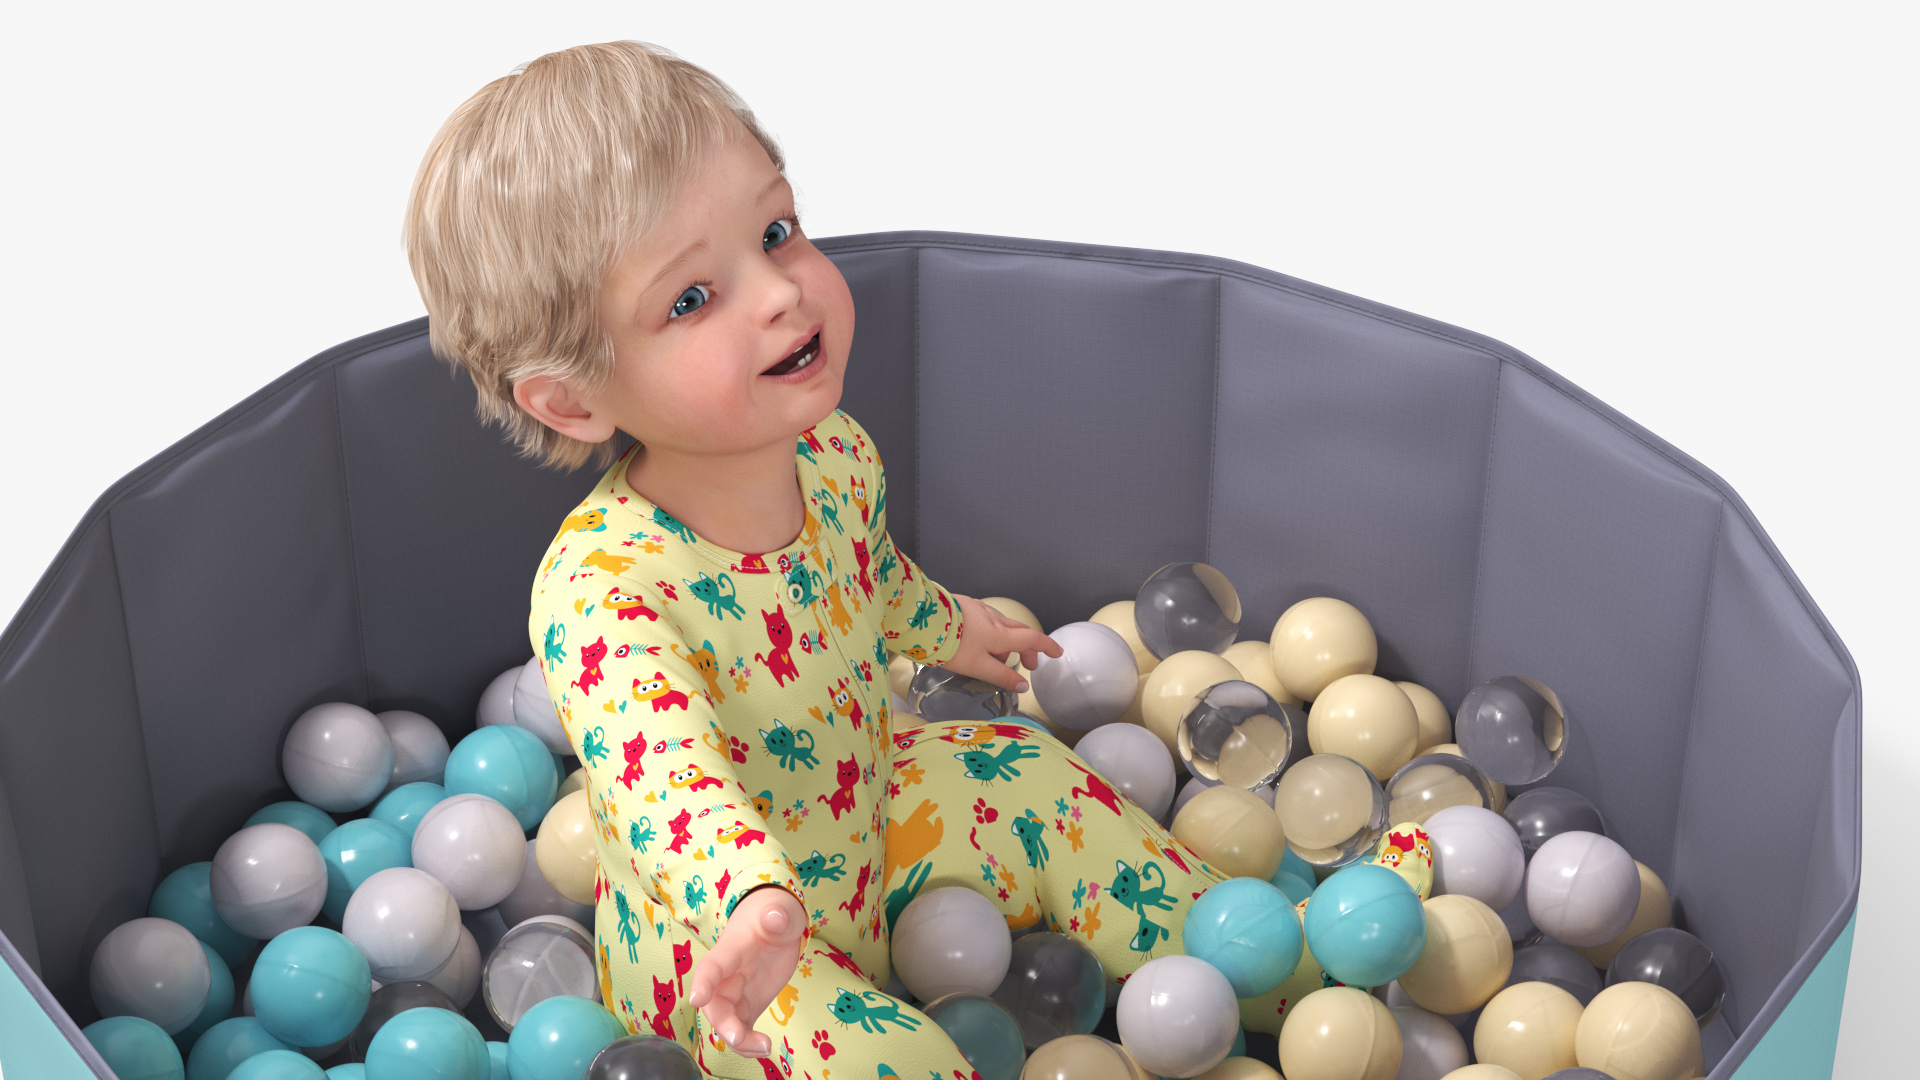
686, 885, 806, 1058
947, 594, 1064, 694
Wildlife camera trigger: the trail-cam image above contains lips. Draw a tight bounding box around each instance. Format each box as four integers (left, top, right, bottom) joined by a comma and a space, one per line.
762, 332, 821, 376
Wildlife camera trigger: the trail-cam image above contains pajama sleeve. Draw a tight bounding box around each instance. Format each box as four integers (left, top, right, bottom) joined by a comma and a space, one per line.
531, 579, 809, 947
857, 423, 963, 668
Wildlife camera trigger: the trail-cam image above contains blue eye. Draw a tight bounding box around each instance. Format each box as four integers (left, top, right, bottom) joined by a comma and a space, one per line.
764, 218, 794, 250
669, 284, 709, 319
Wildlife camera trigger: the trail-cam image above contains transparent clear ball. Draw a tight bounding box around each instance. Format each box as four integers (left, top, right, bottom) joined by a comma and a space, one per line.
1454, 675, 1567, 785
1133, 562, 1242, 660
1177, 680, 1300, 788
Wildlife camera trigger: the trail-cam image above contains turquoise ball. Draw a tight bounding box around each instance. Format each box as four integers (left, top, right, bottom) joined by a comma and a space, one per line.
172, 940, 236, 1056
249, 927, 372, 1048
227, 1049, 326, 1080
1301, 862, 1426, 988
369, 783, 448, 844
364, 1006, 487, 1080
83, 1015, 186, 1080
150, 862, 259, 968
1181, 877, 1303, 998
244, 803, 338, 847
319, 819, 412, 923
186, 1018, 291, 1080
506, 995, 626, 1080
443, 726, 558, 831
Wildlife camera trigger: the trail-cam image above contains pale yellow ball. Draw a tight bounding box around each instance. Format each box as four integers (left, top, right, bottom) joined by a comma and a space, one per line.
556, 767, 590, 801
1021, 1034, 1137, 1080
1273, 754, 1381, 854
534, 789, 599, 905
1474, 981, 1583, 1079
1396, 681, 1453, 752
1570, 862, 1672, 970
1221, 640, 1303, 707
1276, 986, 1402, 1080
1439, 1067, 1522, 1080
888, 653, 918, 703
1308, 674, 1419, 781
1574, 982, 1704, 1080
1397, 894, 1513, 1016
1140, 650, 1242, 761
1091, 600, 1161, 676
1194, 1058, 1280, 1080
1173, 785, 1286, 881
1269, 598, 1377, 701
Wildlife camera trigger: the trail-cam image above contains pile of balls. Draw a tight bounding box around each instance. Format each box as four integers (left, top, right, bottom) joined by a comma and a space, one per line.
77, 659, 706, 1080
888, 563, 1722, 1080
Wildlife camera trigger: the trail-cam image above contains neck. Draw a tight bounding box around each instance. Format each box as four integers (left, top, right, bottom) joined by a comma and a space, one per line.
626, 436, 805, 556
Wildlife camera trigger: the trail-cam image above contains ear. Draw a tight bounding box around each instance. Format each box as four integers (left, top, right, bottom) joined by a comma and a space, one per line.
513, 373, 620, 444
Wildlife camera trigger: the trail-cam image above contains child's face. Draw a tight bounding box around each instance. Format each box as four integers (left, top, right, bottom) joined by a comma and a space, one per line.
592, 124, 852, 459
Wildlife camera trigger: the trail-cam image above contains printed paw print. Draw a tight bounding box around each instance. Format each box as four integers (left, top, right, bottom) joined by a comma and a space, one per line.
973, 797, 999, 824
727, 736, 749, 764
810, 1030, 836, 1060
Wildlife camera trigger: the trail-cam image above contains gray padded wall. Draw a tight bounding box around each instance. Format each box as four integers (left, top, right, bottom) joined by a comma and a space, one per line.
0, 231, 1859, 1080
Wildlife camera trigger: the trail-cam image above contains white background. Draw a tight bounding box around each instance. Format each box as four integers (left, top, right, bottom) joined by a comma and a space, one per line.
2, 3, 1910, 1073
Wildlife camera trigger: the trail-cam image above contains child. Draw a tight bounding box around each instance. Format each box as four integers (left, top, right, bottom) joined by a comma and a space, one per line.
404, 40, 1240, 1078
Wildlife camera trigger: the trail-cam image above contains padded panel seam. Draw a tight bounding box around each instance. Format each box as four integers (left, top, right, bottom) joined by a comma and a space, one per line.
1670, 497, 1728, 932
330, 365, 374, 705
1465, 359, 1505, 685
912, 245, 923, 578
1205, 273, 1222, 567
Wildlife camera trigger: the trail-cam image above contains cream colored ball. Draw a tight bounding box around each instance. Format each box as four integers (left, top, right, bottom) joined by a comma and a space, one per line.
1140, 650, 1243, 761
1396, 681, 1453, 752
555, 767, 590, 801
1308, 675, 1419, 781
1221, 640, 1303, 707
1269, 598, 1377, 701
1172, 785, 1286, 881
534, 789, 598, 905
1021, 1034, 1138, 1080
1194, 1058, 1280, 1080
1396, 894, 1513, 1016
1570, 862, 1673, 970
1474, 981, 1582, 1079
889, 653, 918, 701
1438, 1067, 1522, 1080
1574, 982, 1704, 1080
1276, 986, 1402, 1080
1092, 600, 1162, 676
1273, 754, 1381, 853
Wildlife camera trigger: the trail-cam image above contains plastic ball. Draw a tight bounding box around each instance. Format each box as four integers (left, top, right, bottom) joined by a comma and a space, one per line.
1275, 986, 1401, 1080
1173, 785, 1286, 881
1570, 862, 1672, 970
1539, 1070, 1616, 1079
1091, 600, 1163, 677
228, 1049, 327, 1079
483, 915, 599, 1030
83, 1015, 187, 1080
1509, 943, 1604, 1006
1502, 788, 1606, 859
1075, 721, 1176, 819
1220, 639, 1301, 707
587, 1034, 700, 1080
1177, 680, 1299, 788
1020, 1034, 1138, 1080
486, 1041, 510, 1080
1273, 754, 1388, 866
341, 867, 461, 981
418, 925, 482, 1010
1192, 1059, 1275, 1080
1440, 1068, 1522, 1080
922, 993, 1027, 1080
1306, 675, 1418, 782
327, 1067, 369, 1080
1525, 832, 1639, 948
1031, 621, 1141, 730
1387, 1005, 1469, 1080
376, 711, 452, 790
346, 981, 459, 1061
250, 926, 372, 1047
211, 823, 329, 940
1454, 677, 1567, 786
510, 657, 572, 755
1474, 981, 1582, 1079
1425, 805, 1526, 913
1425, 745, 1509, 815
173, 940, 237, 1052
1498, 888, 1539, 948
444, 726, 560, 832
319, 819, 413, 924
1393, 682, 1453, 753
186, 1017, 293, 1080
1302, 864, 1426, 988
1172, 774, 1274, 823
283, 703, 396, 813
477, 665, 521, 728
364, 1005, 487, 1080
1573, 982, 1703, 1080
1385, 754, 1497, 826
892, 887, 1014, 1002
990, 931, 1107, 1048
1396, 895, 1513, 1016
1366, 823, 1435, 900
910, 661, 1019, 721
1134, 562, 1242, 659
1182, 878, 1303, 998
412, 794, 529, 910
534, 790, 600, 906
1116, 954, 1238, 1077
150, 862, 259, 969
498, 838, 595, 929
1605, 928, 1725, 1027
1140, 651, 1242, 763
506, 995, 626, 1080
1268, 598, 1378, 702
91, 917, 213, 1034
369, 783, 448, 845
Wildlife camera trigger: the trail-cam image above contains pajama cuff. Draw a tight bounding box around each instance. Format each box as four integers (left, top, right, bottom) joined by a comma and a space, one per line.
723, 862, 812, 945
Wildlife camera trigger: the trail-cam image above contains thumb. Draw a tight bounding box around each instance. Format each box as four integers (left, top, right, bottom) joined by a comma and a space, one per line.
759, 895, 803, 943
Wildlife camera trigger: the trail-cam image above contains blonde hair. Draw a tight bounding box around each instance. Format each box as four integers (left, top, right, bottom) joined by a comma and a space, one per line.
404, 40, 786, 472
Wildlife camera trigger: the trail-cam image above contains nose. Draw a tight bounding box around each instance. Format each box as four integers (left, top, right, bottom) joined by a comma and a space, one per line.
749, 248, 805, 327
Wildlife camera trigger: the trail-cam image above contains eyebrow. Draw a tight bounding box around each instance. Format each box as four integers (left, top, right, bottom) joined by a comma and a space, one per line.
639, 174, 793, 303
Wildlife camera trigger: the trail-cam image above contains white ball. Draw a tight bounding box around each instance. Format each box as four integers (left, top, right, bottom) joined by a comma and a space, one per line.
1525, 830, 1640, 947
412, 793, 529, 910
1115, 954, 1239, 1077
423, 924, 482, 1008
890, 887, 1012, 1002
210, 823, 328, 939
1426, 805, 1526, 912
376, 710, 451, 790
281, 702, 395, 812
341, 866, 461, 981
1168, 774, 1273, 822
512, 657, 573, 755
477, 666, 521, 728
1073, 722, 1176, 820
1030, 621, 1140, 731
89, 918, 211, 1034
497, 838, 595, 929
1388, 1004, 1469, 1080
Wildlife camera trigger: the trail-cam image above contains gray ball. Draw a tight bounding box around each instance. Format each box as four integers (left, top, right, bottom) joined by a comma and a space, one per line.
210, 823, 328, 940
1133, 562, 1241, 659
909, 662, 1018, 722
587, 1034, 702, 1080
282, 702, 395, 812
1508, 942, 1603, 1005
1606, 926, 1726, 1025
496, 838, 594, 929
989, 931, 1105, 1049
1504, 786, 1608, 859
89, 917, 211, 1034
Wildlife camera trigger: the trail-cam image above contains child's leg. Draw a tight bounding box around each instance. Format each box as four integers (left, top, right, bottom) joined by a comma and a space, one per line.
881, 719, 1241, 1015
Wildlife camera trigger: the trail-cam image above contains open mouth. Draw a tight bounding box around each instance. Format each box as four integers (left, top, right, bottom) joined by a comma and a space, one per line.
762, 333, 822, 377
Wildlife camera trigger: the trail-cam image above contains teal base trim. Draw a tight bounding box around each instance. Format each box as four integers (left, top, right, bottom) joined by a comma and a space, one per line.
0, 952, 97, 1080
1731, 908, 1857, 1079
